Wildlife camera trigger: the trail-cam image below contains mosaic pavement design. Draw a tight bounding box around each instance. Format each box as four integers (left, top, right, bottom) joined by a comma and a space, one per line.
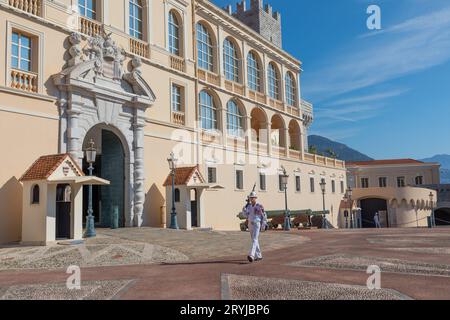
288, 254, 450, 277
386, 247, 450, 255
222, 274, 411, 300
0, 234, 189, 271
0, 280, 133, 300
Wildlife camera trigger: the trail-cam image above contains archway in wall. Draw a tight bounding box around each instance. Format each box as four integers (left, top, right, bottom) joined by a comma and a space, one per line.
360, 198, 388, 228
82, 126, 126, 228
435, 208, 450, 226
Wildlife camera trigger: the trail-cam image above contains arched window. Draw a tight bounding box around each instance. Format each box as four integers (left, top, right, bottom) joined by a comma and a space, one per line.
168, 11, 180, 55
199, 90, 217, 130
247, 52, 261, 92
31, 185, 40, 204
129, 0, 143, 40
79, 0, 97, 20
223, 38, 239, 82
174, 188, 180, 203
285, 72, 297, 106
227, 100, 244, 137
268, 63, 280, 100
196, 23, 214, 71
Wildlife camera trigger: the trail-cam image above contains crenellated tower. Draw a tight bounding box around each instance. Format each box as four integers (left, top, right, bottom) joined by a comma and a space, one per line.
225, 0, 282, 48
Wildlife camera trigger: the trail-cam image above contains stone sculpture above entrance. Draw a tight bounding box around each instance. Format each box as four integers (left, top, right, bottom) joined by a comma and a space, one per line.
53, 31, 156, 228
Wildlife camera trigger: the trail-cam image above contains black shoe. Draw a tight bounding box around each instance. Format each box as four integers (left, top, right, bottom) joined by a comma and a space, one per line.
247, 256, 254, 263
255, 257, 263, 262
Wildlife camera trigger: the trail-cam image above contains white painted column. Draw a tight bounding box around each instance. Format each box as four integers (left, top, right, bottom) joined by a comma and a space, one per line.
133, 111, 146, 227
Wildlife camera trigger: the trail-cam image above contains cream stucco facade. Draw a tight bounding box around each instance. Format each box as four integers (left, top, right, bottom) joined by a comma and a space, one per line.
346, 160, 440, 228
0, 0, 348, 244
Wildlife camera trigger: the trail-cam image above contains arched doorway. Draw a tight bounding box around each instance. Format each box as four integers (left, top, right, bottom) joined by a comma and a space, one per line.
56, 184, 72, 239
82, 127, 126, 228
360, 198, 388, 228
435, 208, 450, 226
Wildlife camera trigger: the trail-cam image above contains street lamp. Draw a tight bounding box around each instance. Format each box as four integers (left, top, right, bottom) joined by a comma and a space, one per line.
280, 167, 290, 231
347, 187, 353, 229
84, 139, 97, 238
320, 179, 328, 229
167, 152, 179, 230
343, 193, 349, 228
429, 192, 435, 227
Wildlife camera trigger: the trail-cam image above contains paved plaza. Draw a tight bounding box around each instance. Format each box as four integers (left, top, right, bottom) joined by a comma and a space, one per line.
0, 228, 450, 300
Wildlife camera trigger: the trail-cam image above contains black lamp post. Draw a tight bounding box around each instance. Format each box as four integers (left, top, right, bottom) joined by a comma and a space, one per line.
347, 187, 353, 229
429, 192, 435, 228
320, 179, 328, 229
280, 167, 290, 231
84, 139, 97, 238
168, 152, 179, 230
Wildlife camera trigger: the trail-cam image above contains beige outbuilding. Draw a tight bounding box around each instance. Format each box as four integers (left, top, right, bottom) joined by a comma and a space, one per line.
19, 154, 109, 245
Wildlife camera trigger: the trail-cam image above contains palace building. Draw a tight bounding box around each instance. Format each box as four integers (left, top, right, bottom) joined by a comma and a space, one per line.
0, 0, 348, 244
345, 159, 439, 228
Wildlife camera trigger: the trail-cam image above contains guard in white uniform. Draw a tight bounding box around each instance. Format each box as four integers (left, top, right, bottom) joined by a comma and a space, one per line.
374, 212, 382, 228
243, 192, 266, 263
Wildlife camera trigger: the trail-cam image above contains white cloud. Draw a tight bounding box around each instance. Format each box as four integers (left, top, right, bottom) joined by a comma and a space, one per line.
304, 6, 450, 101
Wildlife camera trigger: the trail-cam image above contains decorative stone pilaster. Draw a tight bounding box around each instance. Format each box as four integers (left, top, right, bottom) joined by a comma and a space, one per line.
133, 113, 146, 227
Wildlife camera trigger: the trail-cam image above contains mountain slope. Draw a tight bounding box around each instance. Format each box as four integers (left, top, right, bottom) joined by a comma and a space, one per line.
308, 135, 373, 162
420, 154, 450, 184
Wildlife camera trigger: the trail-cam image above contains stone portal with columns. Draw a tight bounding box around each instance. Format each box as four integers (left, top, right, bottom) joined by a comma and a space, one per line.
53, 32, 156, 227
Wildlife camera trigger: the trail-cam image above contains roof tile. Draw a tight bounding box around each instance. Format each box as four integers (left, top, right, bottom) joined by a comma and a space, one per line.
20, 154, 83, 181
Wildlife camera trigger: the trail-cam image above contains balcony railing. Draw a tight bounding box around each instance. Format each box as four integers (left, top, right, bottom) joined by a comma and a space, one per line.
79, 16, 102, 37
227, 136, 246, 150
287, 105, 300, 117
172, 111, 185, 126
9, 0, 41, 16
198, 69, 220, 86
201, 130, 221, 144
248, 90, 267, 104
10, 69, 38, 93
302, 152, 346, 169
269, 98, 285, 112
251, 141, 268, 155
289, 149, 301, 160
130, 38, 150, 59
272, 145, 286, 157
170, 55, 185, 72
224, 80, 245, 96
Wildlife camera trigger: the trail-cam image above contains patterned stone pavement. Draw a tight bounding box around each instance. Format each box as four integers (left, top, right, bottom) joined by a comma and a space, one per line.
288, 254, 450, 277
0, 280, 132, 300
1, 228, 450, 300
0, 228, 308, 271
223, 274, 412, 300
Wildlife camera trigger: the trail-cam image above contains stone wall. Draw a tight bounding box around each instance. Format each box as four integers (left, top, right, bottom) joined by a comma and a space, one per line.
231, 0, 282, 48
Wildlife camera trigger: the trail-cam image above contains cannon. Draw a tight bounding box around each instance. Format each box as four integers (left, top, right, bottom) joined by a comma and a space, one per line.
238, 209, 330, 231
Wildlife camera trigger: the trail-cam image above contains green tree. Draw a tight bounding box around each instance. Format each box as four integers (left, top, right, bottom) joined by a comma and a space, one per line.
309, 145, 318, 154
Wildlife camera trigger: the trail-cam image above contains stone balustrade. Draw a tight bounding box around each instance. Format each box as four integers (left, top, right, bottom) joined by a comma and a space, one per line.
224, 80, 245, 96
170, 55, 185, 72
198, 69, 220, 86
172, 111, 185, 126
130, 38, 150, 59
10, 69, 38, 93
9, 0, 41, 16
79, 16, 102, 37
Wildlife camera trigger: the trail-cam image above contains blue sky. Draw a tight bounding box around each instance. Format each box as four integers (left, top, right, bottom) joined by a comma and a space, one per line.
212, 0, 450, 160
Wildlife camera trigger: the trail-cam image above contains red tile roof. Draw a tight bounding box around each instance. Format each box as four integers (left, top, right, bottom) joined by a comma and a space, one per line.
163, 166, 205, 186
346, 159, 424, 167
20, 154, 83, 182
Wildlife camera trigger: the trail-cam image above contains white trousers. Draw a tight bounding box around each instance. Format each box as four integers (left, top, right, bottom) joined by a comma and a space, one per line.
249, 220, 262, 259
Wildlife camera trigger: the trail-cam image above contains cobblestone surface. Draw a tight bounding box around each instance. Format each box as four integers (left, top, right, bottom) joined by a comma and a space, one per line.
223, 274, 411, 300
0, 228, 308, 270
0, 280, 132, 300
288, 254, 450, 277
